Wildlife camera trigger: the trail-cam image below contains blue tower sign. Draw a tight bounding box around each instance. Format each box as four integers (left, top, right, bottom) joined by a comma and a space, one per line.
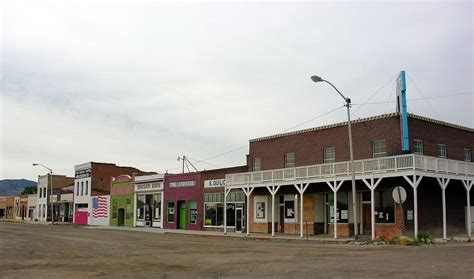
396, 70, 409, 152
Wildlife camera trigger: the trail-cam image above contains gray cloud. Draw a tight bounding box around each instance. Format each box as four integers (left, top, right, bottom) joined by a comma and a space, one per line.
1, 1, 472, 180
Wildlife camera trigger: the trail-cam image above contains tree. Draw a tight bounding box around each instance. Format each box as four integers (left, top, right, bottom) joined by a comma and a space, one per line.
21, 186, 37, 195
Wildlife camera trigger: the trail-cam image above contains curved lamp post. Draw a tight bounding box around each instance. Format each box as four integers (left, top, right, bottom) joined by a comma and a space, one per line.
33, 163, 54, 225
311, 75, 358, 238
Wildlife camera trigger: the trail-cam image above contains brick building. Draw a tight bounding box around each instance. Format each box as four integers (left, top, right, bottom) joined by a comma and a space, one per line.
225, 112, 473, 239
0, 196, 8, 218
201, 166, 247, 233
163, 172, 202, 230
73, 162, 154, 225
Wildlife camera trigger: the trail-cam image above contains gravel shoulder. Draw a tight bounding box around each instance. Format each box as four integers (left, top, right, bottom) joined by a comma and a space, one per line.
0, 222, 473, 278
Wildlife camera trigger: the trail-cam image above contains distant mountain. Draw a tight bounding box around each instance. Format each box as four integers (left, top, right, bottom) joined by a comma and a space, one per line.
0, 179, 37, 196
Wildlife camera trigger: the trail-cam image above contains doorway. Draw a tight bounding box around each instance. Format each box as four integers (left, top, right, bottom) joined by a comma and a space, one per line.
118, 208, 125, 226
363, 204, 371, 234
235, 208, 243, 232
178, 201, 186, 230
279, 195, 285, 233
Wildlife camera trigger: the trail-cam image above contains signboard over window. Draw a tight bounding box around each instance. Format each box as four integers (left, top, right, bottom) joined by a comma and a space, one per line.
204, 179, 225, 188
135, 182, 163, 192
75, 168, 91, 179
169, 181, 196, 188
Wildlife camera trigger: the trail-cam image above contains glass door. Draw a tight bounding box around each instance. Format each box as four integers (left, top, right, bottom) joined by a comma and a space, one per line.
235, 208, 243, 232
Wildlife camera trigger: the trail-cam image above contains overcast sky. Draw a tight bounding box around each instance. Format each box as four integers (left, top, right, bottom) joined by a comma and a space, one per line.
1, 1, 473, 181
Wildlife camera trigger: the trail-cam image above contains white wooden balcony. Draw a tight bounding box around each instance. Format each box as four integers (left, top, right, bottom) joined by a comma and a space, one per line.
225, 154, 474, 187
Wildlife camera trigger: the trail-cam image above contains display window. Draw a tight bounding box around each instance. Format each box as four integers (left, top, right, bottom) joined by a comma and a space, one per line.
167, 201, 174, 223
375, 189, 395, 223
154, 194, 161, 221
327, 192, 349, 223
137, 195, 145, 220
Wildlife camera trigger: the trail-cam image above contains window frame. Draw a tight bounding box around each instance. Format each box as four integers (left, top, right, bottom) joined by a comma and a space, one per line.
438, 144, 447, 159
166, 201, 175, 223
324, 147, 335, 163
253, 157, 261, 172
413, 139, 424, 155
464, 148, 472, 162
188, 200, 197, 224
284, 152, 295, 168
372, 140, 387, 158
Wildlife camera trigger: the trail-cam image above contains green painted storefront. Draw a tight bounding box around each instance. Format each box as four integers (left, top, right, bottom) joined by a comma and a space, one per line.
110, 195, 134, 227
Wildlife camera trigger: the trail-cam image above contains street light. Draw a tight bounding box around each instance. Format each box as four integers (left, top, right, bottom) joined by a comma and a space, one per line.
311, 75, 358, 238
33, 163, 54, 225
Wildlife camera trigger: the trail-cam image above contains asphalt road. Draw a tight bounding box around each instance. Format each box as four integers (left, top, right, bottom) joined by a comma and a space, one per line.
0, 222, 473, 278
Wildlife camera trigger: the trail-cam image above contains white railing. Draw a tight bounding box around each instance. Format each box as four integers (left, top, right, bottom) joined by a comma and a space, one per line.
226, 154, 474, 186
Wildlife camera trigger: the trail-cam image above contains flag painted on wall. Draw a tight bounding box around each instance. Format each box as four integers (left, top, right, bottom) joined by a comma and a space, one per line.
92, 196, 108, 218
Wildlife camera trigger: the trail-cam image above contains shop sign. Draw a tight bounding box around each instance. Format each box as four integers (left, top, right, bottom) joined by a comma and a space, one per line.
204, 179, 226, 188
169, 180, 195, 188
135, 182, 163, 192
75, 168, 91, 179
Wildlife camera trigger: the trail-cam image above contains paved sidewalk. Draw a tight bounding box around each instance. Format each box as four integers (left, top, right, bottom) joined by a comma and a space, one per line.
86, 225, 354, 243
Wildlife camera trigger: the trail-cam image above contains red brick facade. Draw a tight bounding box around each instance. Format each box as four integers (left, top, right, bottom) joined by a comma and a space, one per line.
90, 163, 155, 196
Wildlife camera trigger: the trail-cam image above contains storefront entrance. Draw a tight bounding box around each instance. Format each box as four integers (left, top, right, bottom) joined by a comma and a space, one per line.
178, 201, 186, 230
236, 208, 243, 232
363, 203, 371, 234
118, 208, 125, 226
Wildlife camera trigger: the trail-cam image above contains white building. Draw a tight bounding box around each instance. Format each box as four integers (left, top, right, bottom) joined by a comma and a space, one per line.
36, 175, 48, 221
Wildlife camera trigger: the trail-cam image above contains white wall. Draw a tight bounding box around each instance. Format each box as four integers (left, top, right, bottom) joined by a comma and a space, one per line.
90, 195, 110, 226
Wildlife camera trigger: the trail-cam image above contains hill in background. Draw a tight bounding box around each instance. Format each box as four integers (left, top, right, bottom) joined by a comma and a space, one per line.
0, 179, 37, 196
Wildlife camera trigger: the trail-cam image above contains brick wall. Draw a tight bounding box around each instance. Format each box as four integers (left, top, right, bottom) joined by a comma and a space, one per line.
91, 163, 156, 195
408, 116, 474, 161
248, 114, 402, 171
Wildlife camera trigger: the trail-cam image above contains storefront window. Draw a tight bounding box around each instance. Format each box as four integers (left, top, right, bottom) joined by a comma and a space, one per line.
126, 199, 131, 219
145, 195, 153, 221
375, 189, 395, 223
284, 200, 294, 219
154, 194, 161, 221
137, 195, 145, 220
112, 199, 118, 219
167, 201, 174, 223
188, 201, 197, 224
205, 204, 217, 226
256, 202, 265, 219
327, 192, 349, 223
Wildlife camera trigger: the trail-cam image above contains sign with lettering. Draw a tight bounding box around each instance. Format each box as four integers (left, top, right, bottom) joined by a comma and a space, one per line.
169, 181, 196, 188
135, 182, 163, 192
75, 168, 91, 179
204, 179, 226, 188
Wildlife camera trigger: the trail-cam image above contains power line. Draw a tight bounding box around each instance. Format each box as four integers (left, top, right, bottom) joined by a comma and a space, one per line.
383, 79, 397, 114
160, 104, 345, 173
352, 91, 474, 105
278, 105, 345, 134
406, 74, 441, 119
351, 73, 398, 117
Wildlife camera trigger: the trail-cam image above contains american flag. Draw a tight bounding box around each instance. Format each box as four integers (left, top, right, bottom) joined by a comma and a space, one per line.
92, 196, 108, 218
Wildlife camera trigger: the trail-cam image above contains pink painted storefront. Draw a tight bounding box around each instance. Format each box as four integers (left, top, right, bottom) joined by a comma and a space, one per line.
163, 172, 203, 230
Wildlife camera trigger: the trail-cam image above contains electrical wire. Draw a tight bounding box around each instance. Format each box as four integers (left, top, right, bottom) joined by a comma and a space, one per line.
352, 91, 474, 105
383, 79, 397, 114
160, 104, 345, 173
351, 73, 398, 116
406, 74, 441, 119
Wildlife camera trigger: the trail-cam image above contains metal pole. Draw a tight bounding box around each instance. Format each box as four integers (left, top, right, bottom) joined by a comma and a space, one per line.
413, 185, 418, 238
50, 171, 54, 225
333, 189, 337, 239
467, 187, 471, 238
246, 191, 250, 236
300, 191, 304, 238
442, 188, 447, 240
224, 189, 227, 235
346, 103, 358, 237
271, 190, 275, 237
371, 188, 375, 240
